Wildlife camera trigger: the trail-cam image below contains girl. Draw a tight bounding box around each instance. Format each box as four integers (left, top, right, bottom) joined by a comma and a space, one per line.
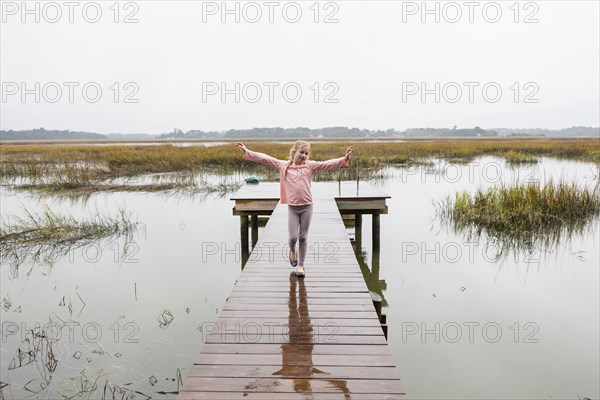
237, 141, 353, 277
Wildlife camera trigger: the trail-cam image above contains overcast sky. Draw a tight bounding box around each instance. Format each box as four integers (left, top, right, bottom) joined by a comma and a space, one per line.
1, 0, 599, 134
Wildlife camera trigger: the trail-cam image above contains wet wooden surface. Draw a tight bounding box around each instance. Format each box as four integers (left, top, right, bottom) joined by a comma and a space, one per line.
179, 189, 404, 399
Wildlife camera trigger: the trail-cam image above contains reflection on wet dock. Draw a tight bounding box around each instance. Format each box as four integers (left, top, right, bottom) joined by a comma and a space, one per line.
178, 182, 405, 399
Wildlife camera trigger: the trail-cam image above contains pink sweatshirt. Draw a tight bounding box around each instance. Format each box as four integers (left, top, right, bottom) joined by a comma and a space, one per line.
243, 149, 349, 206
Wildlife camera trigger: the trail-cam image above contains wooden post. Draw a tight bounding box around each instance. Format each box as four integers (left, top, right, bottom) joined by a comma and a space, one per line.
251, 214, 258, 247
240, 215, 249, 268
355, 213, 362, 251
372, 213, 380, 252
372, 248, 380, 282
356, 158, 360, 194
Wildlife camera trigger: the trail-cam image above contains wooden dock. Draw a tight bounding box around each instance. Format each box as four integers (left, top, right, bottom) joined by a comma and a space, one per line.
178, 182, 405, 399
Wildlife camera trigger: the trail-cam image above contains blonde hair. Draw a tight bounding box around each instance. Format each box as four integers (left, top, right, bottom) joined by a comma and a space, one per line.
284, 140, 310, 178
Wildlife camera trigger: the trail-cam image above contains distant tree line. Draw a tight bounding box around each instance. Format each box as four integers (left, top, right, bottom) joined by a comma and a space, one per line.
157, 126, 497, 139
2, 126, 598, 141
493, 126, 600, 137
402, 126, 498, 137
1, 128, 105, 140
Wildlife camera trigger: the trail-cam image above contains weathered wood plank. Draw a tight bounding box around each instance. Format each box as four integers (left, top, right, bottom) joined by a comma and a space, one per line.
217, 311, 377, 319
179, 377, 404, 394
194, 353, 398, 367
203, 334, 387, 345
211, 318, 383, 328
222, 304, 376, 312
198, 343, 392, 355
178, 392, 404, 400
227, 291, 371, 299
187, 365, 401, 380
204, 324, 383, 337
224, 297, 373, 305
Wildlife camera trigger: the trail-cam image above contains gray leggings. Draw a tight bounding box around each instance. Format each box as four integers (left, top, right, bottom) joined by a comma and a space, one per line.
288, 204, 313, 266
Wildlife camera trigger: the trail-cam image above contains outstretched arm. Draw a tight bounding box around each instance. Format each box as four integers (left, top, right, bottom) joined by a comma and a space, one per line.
237, 142, 286, 171
310, 146, 353, 172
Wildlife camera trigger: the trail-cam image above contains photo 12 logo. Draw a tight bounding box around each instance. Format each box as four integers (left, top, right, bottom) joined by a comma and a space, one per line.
1, 1, 140, 23
201, 81, 340, 104
402, 81, 540, 104
1, 82, 140, 104
200, 1, 340, 23
201, 241, 340, 264
199, 321, 340, 343
1, 320, 140, 344
399, 159, 541, 184
399, 241, 540, 266
401, 321, 540, 344
400, 1, 540, 24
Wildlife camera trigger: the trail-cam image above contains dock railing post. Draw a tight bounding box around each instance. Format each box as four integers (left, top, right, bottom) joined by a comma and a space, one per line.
250, 214, 258, 247
355, 212, 362, 251
372, 213, 380, 252
240, 215, 249, 268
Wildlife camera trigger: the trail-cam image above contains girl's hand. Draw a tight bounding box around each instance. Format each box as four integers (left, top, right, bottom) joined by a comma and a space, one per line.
236, 142, 248, 154
344, 146, 353, 161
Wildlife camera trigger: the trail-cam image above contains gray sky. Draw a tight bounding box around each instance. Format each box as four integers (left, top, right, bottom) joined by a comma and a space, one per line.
1, 0, 599, 134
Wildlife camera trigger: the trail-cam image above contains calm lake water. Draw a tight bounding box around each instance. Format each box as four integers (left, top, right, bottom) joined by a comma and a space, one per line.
0, 156, 598, 399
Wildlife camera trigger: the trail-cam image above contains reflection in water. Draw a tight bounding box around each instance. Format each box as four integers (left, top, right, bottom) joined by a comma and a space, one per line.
103, 381, 151, 400
437, 207, 600, 265
8, 327, 57, 395
58, 369, 104, 400
435, 177, 600, 261
1, 170, 241, 206
271, 273, 351, 398
0, 205, 140, 274
357, 248, 387, 308
1, 235, 140, 281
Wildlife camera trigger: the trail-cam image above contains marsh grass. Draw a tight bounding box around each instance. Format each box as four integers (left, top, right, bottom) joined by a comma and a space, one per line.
12, 180, 240, 196
0, 205, 139, 267
503, 150, 539, 165
437, 181, 600, 253
1, 139, 597, 177
5, 165, 242, 198
0, 139, 598, 195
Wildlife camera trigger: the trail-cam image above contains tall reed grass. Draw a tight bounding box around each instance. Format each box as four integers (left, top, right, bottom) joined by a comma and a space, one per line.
437, 181, 600, 253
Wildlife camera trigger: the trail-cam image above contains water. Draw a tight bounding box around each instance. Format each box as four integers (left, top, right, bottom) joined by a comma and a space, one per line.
0, 157, 598, 399
370, 157, 599, 399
